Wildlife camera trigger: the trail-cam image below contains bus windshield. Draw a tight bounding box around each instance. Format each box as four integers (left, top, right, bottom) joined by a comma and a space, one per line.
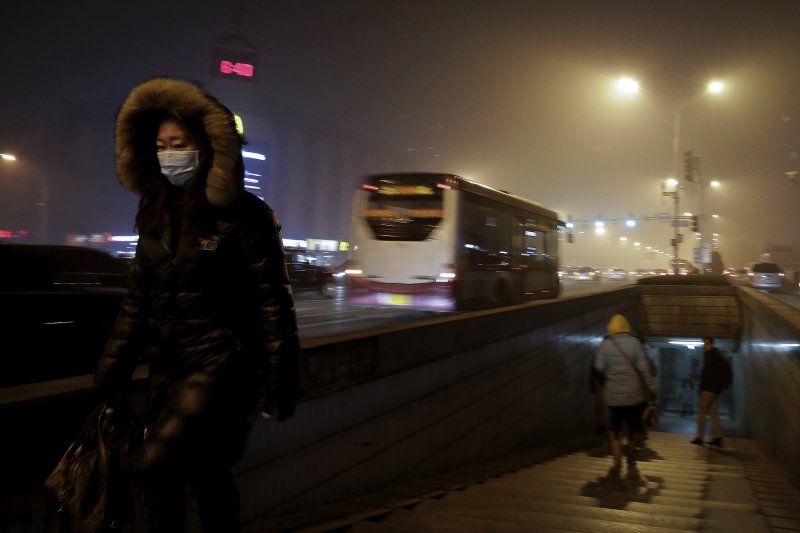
361, 182, 444, 241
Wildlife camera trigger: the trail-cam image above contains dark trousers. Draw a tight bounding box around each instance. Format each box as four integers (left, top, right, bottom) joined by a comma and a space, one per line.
134, 462, 240, 532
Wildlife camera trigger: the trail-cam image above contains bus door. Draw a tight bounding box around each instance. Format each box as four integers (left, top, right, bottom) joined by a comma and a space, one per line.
519, 217, 550, 295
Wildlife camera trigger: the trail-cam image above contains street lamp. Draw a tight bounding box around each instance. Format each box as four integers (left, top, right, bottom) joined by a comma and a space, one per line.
613, 76, 727, 273
1, 153, 49, 242
708, 81, 725, 94
613, 77, 640, 97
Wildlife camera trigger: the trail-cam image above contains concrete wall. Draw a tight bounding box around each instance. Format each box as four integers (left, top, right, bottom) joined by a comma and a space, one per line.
637, 285, 741, 341
234, 287, 639, 521
738, 287, 800, 490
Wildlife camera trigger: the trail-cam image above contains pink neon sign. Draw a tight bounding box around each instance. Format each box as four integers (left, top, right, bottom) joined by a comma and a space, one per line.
219, 61, 254, 78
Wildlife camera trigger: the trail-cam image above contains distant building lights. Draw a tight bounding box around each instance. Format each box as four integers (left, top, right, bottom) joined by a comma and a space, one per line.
283, 238, 307, 249
242, 150, 266, 160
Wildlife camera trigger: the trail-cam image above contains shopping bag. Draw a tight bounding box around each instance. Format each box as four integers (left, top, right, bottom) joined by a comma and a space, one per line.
45, 402, 136, 532
641, 402, 659, 428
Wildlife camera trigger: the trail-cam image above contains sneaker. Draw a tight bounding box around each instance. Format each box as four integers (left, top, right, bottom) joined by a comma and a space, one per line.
708, 437, 724, 447
690, 438, 704, 445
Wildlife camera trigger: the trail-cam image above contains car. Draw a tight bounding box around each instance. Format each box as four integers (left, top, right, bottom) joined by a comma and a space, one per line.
746, 262, 785, 291
0, 243, 130, 387
606, 268, 628, 281
724, 268, 749, 285
571, 266, 599, 282
285, 258, 336, 298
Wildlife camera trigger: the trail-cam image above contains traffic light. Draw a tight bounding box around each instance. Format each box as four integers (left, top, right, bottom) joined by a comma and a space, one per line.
691, 215, 699, 232
683, 150, 695, 182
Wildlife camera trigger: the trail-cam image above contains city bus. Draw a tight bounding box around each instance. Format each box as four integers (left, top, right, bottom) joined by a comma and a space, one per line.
345, 172, 562, 311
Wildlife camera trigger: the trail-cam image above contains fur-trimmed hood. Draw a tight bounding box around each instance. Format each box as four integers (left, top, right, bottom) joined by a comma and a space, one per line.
115, 77, 244, 208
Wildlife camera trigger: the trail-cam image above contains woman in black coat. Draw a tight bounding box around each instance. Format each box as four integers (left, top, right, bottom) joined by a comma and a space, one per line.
94, 77, 301, 532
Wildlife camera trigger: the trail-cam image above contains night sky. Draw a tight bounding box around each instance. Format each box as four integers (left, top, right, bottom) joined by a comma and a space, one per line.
2, 0, 799, 269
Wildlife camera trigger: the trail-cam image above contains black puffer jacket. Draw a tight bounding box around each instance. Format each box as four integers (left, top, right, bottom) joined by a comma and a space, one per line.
94, 78, 300, 468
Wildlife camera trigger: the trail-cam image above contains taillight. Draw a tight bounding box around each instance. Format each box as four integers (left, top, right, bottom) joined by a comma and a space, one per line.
437, 264, 456, 282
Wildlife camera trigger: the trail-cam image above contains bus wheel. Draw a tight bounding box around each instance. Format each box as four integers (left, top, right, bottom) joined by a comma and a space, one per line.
321, 283, 336, 298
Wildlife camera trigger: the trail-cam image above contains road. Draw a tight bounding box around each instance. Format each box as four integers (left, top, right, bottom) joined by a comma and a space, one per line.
294, 279, 634, 339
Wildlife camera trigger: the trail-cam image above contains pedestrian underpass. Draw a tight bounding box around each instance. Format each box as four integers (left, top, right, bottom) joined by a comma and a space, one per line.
1, 282, 798, 531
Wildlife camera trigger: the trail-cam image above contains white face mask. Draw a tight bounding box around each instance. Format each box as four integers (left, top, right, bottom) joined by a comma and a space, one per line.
157, 150, 199, 186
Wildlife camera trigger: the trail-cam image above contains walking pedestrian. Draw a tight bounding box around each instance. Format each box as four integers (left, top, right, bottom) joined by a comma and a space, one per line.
691, 337, 731, 447
94, 77, 302, 532
594, 314, 655, 467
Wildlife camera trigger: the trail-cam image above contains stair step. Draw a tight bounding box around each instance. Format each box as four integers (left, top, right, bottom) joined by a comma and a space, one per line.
383, 500, 698, 533
517, 465, 709, 492
463, 483, 704, 517
484, 471, 707, 501
474, 477, 759, 513
424, 489, 704, 530
363, 507, 574, 532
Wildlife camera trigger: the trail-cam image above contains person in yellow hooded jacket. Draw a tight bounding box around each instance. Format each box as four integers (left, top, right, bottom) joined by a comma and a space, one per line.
593, 314, 654, 467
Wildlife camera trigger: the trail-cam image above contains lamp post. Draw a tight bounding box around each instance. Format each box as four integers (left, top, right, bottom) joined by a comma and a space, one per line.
613, 77, 726, 275
662, 178, 681, 274
696, 178, 721, 273
38, 179, 49, 243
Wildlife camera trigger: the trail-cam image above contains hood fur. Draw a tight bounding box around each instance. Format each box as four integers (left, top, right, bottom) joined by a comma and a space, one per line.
115, 77, 243, 208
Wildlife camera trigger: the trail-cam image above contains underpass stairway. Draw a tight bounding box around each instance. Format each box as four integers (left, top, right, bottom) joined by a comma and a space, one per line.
251, 431, 800, 532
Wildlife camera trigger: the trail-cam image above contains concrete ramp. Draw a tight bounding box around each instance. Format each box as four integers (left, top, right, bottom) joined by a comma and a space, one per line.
250, 431, 800, 532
